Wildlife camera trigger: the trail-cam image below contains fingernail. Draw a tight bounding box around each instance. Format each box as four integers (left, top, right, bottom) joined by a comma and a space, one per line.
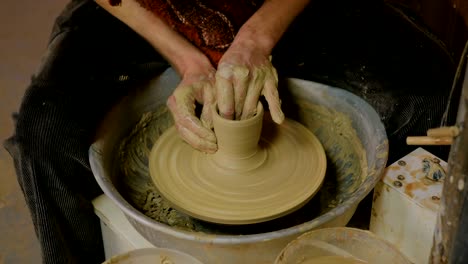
273, 110, 285, 124
221, 112, 234, 120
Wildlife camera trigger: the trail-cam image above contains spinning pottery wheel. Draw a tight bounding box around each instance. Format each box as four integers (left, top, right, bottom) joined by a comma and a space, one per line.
149, 103, 327, 224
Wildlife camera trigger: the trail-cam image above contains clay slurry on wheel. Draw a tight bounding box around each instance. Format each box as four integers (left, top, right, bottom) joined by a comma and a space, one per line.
149, 103, 327, 224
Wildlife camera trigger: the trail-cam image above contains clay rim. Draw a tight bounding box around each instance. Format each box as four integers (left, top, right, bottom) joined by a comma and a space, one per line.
212, 102, 263, 127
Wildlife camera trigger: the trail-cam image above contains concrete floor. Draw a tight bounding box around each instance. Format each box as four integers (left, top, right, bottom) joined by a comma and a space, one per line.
0, 0, 67, 263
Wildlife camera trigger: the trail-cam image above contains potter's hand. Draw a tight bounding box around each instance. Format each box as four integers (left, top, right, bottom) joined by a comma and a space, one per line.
215, 42, 284, 123
167, 67, 218, 153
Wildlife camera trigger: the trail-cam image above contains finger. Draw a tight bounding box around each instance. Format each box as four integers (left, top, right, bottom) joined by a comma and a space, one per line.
176, 123, 217, 153
200, 82, 216, 129
167, 93, 216, 143
215, 64, 235, 120
232, 66, 250, 120
262, 71, 284, 124
241, 67, 266, 120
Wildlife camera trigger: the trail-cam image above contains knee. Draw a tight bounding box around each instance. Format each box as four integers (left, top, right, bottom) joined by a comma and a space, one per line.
10, 84, 89, 157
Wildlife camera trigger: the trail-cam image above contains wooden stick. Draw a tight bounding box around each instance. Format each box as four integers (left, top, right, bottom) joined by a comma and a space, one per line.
406, 136, 453, 145
427, 126, 460, 137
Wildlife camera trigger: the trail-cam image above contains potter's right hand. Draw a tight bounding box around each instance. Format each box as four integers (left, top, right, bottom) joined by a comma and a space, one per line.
167, 65, 218, 154
214, 40, 284, 123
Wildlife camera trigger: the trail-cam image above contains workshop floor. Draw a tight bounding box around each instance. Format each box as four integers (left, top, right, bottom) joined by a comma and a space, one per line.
0, 0, 67, 263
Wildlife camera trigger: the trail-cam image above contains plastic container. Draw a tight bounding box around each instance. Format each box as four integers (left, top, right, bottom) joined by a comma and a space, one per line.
102, 248, 204, 264
275, 227, 412, 264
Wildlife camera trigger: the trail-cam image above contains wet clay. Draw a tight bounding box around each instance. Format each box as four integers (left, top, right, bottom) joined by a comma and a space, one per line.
301, 256, 367, 264
291, 100, 368, 206
118, 107, 198, 230
148, 103, 326, 224
118, 100, 366, 234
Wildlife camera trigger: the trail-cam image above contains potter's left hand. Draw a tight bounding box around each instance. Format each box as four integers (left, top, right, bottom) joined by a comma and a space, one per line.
167, 66, 218, 154
215, 41, 285, 124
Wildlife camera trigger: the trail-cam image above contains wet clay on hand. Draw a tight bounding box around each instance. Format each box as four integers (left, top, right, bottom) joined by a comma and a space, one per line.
149, 103, 327, 224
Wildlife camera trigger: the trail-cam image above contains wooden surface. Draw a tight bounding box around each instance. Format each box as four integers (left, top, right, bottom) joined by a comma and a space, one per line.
451, 0, 468, 29
406, 136, 454, 145
385, 0, 468, 61
430, 61, 468, 263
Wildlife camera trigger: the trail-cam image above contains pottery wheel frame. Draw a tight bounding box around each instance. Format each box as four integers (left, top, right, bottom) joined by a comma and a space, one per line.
149, 103, 327, 225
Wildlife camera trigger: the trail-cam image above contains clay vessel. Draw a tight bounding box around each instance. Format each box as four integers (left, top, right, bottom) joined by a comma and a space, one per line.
211, 103, 266, 171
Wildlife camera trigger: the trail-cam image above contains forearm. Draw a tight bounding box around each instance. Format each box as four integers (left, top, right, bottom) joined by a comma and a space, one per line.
233, 0, 310, 54
94, 0, 211, 76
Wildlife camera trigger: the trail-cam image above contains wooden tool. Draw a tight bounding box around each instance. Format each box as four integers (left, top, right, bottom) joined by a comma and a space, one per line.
406, 126, 459, 146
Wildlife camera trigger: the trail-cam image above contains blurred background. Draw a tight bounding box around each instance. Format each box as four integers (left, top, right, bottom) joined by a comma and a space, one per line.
0, 0, 67, 263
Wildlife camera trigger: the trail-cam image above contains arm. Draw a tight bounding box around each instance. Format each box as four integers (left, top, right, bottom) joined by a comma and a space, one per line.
95, 0, 211, 76
95, 0, 218, 152
216, 0, 310, 122
95, 0, 309, 152
236, 0, 310, 55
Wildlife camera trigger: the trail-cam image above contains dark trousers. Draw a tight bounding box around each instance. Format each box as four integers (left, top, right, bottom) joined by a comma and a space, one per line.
4, 1, 169, 263
4, 0, 454, 263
